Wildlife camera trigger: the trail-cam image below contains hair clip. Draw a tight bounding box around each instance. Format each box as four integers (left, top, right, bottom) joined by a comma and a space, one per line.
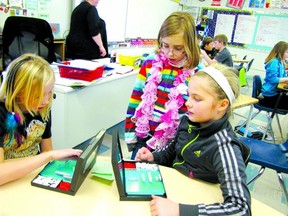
5, 112, 22, 147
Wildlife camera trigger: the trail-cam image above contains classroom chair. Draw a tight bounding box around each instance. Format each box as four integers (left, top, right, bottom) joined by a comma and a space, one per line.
239, 137, 288, 203
239, 58, 254, 87
1, 16, 57, 71
234, 55, 247, 71
248, 75, 288, 142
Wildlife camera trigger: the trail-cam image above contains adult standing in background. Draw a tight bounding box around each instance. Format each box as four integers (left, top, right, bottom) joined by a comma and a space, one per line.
66, 0, 108, 60
201, 34, 233, 67
260, 41, 288, 110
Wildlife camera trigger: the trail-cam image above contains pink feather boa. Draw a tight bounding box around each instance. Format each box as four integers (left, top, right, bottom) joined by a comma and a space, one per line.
131, 52, 196, 150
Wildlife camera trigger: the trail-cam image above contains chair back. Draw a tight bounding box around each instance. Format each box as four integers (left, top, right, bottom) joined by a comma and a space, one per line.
252, 75, 262, 99
234, 55, 248, 71
2, 16, 56, 70
246, 58, 254, 73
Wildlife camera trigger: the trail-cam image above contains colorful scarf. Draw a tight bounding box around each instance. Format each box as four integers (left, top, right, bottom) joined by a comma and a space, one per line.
131, 52, 196, 150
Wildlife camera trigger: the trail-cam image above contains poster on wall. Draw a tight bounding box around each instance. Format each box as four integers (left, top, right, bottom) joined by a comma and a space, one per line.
0, 0, 7, 6
8, 0, 24, 8
226, 0, 246, 9
248, 0, 265, 8
282, 0, 288, 8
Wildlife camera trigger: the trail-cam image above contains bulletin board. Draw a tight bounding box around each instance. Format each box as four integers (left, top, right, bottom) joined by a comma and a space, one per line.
202, 7, 288, 51
202, 7, 252, 48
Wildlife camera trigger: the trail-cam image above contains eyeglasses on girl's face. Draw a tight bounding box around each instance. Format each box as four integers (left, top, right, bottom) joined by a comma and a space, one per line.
160, 42, 185, 56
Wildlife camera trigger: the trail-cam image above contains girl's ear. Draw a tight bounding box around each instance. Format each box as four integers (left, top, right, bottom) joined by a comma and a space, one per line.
218, 98, 229, 111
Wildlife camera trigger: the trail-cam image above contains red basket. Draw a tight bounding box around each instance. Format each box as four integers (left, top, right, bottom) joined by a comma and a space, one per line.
58, 64, 104, 82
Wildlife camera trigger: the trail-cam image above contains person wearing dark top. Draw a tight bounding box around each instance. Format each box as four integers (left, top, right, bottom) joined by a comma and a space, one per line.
201, 34, 233, 67
66, 0, 108, 60
200, 36, 218, 59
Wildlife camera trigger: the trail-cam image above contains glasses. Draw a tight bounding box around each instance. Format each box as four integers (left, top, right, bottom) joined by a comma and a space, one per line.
160, 42, 185, 55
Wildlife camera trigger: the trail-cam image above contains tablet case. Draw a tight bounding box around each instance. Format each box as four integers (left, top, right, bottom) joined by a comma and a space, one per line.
111, 130, 167, 201
31, 129, 106, 195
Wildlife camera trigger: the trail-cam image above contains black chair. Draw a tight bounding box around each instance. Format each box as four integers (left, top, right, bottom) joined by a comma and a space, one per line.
249, 75, 288, 142
2, 16, 57, 71
239, 137, 288, 203
245, 58, 254, 74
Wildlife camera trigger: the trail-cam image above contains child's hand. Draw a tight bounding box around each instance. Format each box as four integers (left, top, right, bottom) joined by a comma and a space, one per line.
135, 147, 154, 162
150, 195, 179, 216
50, 149, 82, 160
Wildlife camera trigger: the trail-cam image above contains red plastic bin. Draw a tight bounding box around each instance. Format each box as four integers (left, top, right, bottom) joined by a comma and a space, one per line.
58, 64, 104, 82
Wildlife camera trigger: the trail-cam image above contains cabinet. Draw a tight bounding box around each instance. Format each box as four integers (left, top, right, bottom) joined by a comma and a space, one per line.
53, 39, 65, 61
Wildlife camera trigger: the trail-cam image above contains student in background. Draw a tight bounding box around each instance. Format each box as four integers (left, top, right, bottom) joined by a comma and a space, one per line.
201, 34, 233, 67
260, 41, 288, 110
136, 63, 251, 216
200, 36, 218, 59
196, 33, 203, 46
125, 11, 202, 159
0, 54, 82, 186
66, 0, 108, 60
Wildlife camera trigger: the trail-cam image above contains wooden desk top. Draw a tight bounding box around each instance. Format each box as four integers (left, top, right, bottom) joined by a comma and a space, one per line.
0, 156, 284, 216
232, 94, 259, 110
233, 59, 250, 63
278, 82, 288, 91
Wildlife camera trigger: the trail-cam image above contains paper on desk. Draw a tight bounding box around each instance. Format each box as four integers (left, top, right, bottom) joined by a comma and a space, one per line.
57, 59, 104, 70
115, 65, 134, 74
54, 73, 101, 87
104, 63, 134, 74
91, 160, 114, 181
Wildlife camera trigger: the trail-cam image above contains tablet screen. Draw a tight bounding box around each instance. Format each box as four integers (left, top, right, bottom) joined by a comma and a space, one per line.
124, 161, 166, 196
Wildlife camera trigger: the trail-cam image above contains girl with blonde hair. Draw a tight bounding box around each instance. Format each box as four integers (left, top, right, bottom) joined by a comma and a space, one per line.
0, 54, 82, 186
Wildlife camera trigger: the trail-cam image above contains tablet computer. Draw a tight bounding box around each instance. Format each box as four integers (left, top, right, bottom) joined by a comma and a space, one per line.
111, 130, 167, 201
31, 129, 106, 195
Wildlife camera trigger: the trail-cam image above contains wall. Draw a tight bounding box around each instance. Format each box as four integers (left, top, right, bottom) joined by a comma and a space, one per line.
72, 0, 180, 42
1, 0, 285, 73
125, 0, 180, 39
183, 0, 288, 73
0, 0, 72, 38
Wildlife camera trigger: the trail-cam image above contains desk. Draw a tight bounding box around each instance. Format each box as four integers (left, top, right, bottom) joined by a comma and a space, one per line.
278, 82, 288, 90
53, 39, 65, 60
233, 58, 250, 64
0, 156, 284, 216
232, 94, 259, 137
271, 83, 288, 119
52, 70, 138, 149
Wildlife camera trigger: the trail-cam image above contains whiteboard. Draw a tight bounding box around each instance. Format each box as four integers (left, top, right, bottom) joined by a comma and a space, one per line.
214, 14, 235, 42
234, 15, 257, 44
74, 0, 179, 40
97, 0, 128, 42
125, 0, 180, 39
254, 15, 288, 48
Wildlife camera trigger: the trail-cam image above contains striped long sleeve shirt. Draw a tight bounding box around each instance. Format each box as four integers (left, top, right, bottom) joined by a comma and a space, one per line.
124, 54, 200, 152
